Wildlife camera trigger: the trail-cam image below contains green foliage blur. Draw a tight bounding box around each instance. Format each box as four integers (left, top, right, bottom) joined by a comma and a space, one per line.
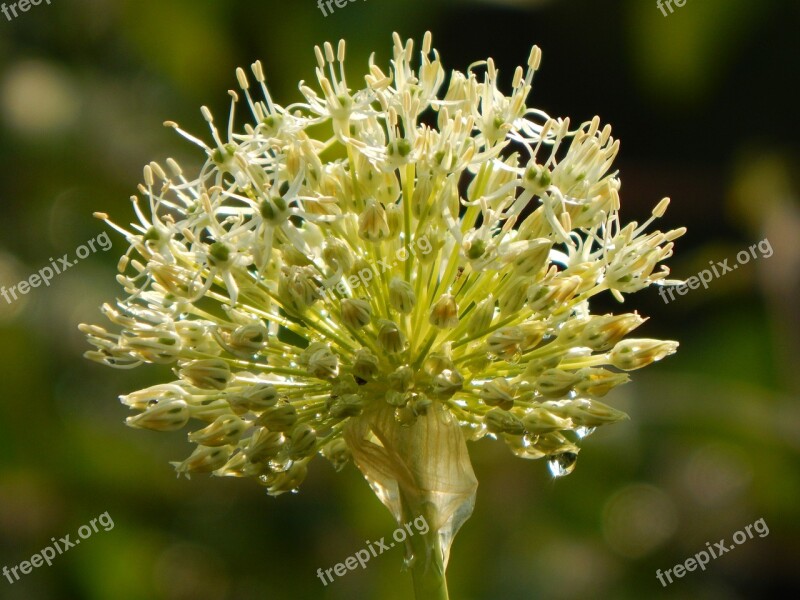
0, 0, 797, 598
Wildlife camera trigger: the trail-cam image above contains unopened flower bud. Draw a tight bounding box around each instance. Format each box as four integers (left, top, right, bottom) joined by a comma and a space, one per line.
527, 276, 581, 313
429, 294, 459, 329
260, 461, 308, 496
469, 295, 496, 332
321, 438, 350, 471
299, 342, 339, 379
189, 415, 246, 446
520, 322, 547, 351
288, 424, 317, 459
245, 428, 285, 463
385, 390, 407, 406
228, 324, 268, 355
330, 393, 364, 418
410, 393, 433, 415
574, 368, 629, 397
377, 320, 407, 354
389, 277, 416, 314
522, 406, 571, 433
126, 398, 189, 431
557, 398, 628, 427
322, 238, 354, 274
609, 339, 678, 370
487, 326, 525, 359
506, 238, 551, 277
431, 368, 463, 398
386, 203, 402, 238
480, 378, 515, 409
358, 199, 390, 241
172, 445, 233, 477
498, 277, 530, 315
535, 368, 582, 397
580, 313, 646, 350
179, 359, 231, 390
485, 408, 525, 435
279, 265, 321, 314
340, 298, 372, 329
388, 365, 413, 391
227, 384, 278, 414
530, 432, 577, 456
257, 403, 298, 431
352, 348, 380, 381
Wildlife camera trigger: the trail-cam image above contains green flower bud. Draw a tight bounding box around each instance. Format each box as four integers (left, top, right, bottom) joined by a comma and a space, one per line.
574, 368, 629, 397
556, 398, 628, 427
480, 378, 515, 410
256, 403, 298, 431
527, 276, 581, 314
487, 326, 525, 359
340, 298, 372, 330
330, 393, 364, 419
228, 324, 268, 355
609, 339, 679, 370
580, 314, 646, 350
188, 415, 246, 446
288, 424, 317, 459
522, 406, 571, 434
535, 368, 582, 397
244, 428, 285, 463
358, 199, 390, 242
299, 342, 339, 379
377, 320, 407, 354
469, 295, 496, 333
388, 365, 413, 391
171, 445, 233, 477
226, 384, 279, 414
126, 398, 189, 432
389, 277, 416, 314
260, 461, 308, 496
498, 277, 530, 315
321, 438, 350, 471
352, 348, 380, 381
322, 238, 354, 274
410, 393, 432, 415
179, 359, 232, 390
484, 408, 525, 435
431, 368, 463, 398
429, 294, 459, 329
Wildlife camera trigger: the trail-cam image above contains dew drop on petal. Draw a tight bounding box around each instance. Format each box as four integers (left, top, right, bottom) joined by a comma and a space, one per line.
575, 426, 596, 439
547, 451, 578, 478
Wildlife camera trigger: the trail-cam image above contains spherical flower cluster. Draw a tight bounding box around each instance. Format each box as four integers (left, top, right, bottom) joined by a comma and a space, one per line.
81, 33, 682, 498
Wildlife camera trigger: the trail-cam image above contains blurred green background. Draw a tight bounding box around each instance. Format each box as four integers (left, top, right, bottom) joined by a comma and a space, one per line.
1, 0, 798, 598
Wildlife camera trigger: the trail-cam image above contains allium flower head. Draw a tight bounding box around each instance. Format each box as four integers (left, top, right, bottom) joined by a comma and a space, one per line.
82, 33, 682, 544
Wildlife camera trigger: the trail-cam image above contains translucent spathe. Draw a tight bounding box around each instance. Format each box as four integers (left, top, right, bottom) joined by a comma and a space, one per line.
345, 402, 477, 570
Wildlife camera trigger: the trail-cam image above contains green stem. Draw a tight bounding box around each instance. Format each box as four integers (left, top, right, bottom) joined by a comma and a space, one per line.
401, 497, 450, 600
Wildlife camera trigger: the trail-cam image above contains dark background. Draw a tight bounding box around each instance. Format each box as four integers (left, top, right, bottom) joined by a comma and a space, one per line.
0, 0, 798, 598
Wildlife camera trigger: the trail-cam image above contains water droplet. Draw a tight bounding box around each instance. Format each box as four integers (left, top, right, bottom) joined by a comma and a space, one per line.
575, 426, 596, 439
403, 553, 417, 569
268, 457, 293, 472
547, 451, 578, 478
